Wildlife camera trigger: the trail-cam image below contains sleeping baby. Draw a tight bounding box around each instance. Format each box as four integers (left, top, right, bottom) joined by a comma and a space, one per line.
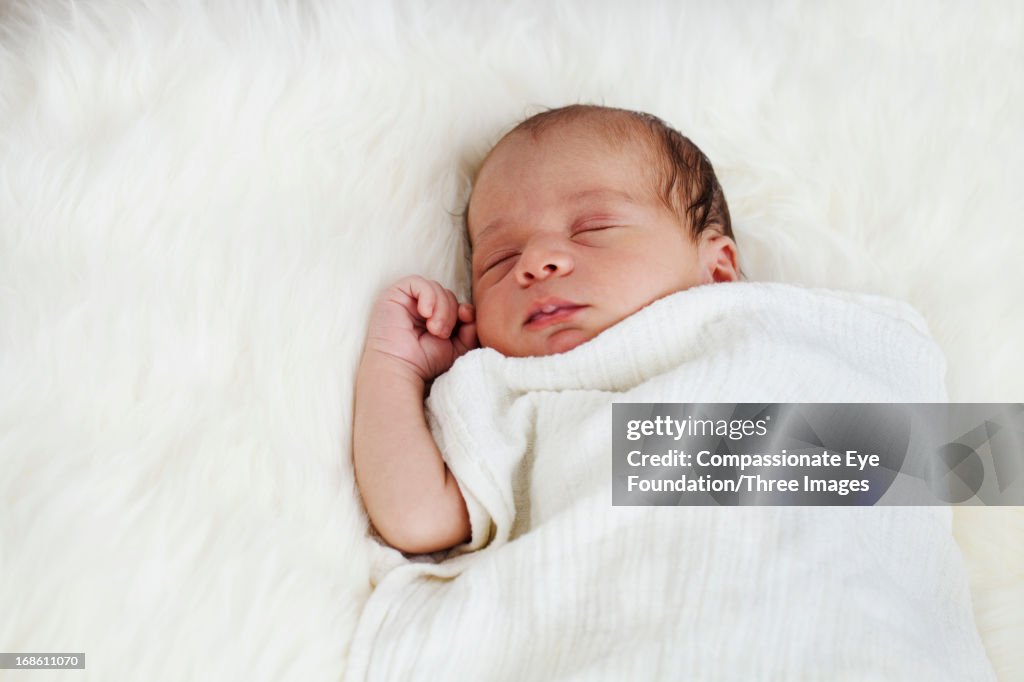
346, 105, 994, 681
353, 104, 740, 554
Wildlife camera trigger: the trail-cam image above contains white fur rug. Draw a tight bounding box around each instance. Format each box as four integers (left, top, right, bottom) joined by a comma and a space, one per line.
1, 1, 1020, 680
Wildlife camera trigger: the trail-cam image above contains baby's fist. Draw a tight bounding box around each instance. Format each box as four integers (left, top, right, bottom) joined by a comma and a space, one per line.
363, 276, 478, 382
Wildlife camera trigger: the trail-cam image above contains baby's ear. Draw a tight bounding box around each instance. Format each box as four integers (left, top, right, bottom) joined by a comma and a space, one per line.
699, 233, 740, 283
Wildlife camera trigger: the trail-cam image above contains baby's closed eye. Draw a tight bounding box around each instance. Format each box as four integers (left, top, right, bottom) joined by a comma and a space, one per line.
481, 252, 519, 273
572, 223, 619, 234
571, 223, 625, 243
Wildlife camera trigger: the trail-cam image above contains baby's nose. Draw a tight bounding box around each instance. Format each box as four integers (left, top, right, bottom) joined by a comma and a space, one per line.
515, 241, 574, 286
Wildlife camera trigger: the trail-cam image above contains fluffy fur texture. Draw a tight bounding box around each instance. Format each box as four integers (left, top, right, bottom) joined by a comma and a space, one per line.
0, 1, 1020, 680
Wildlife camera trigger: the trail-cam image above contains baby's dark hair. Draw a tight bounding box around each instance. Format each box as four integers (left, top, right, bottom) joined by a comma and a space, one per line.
496, 104, 734, 242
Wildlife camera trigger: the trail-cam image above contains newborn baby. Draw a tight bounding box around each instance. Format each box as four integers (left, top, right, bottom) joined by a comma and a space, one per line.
353, 104, 739, 554
346, 107, 991, 682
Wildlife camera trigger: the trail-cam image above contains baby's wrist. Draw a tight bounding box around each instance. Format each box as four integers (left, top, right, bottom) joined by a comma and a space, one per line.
358, 348, 429, 390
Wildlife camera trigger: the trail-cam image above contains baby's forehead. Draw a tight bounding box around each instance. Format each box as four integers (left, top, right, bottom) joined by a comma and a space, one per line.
468, 120, 661, 217
468, 135, 667, 249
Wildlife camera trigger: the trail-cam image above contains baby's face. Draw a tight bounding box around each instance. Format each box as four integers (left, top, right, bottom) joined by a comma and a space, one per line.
467, 125, 735, 358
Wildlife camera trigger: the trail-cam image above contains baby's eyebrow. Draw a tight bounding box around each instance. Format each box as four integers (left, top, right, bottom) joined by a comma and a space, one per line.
567, 188, 638, 204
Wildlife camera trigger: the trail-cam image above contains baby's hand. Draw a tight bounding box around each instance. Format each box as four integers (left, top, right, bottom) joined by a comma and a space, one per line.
363, 276, 478, 383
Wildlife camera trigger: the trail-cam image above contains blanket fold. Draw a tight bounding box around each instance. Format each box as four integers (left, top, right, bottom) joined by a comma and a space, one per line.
347, 283, 994, 681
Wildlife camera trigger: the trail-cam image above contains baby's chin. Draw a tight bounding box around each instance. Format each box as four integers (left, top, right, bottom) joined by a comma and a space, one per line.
483, 327, 595, 358
540, 328, 592, 356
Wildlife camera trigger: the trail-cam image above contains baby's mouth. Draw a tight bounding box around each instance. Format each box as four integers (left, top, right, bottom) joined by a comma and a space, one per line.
524, 300, 587, 329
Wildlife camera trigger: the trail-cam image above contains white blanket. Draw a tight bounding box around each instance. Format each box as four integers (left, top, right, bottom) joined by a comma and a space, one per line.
346, 282, 994, 681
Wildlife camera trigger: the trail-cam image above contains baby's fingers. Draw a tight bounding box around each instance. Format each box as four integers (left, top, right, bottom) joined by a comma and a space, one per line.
410, 279, 437, 321
454, 320, 478, 355
427, 287, 459, 337
398, 276, 464, 338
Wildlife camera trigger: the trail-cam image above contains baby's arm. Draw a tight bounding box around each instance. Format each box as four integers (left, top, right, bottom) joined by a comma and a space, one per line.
353, 276, 477, 554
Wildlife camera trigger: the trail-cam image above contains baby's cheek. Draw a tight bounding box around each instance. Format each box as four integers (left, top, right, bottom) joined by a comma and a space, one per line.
473, 310, 500, 349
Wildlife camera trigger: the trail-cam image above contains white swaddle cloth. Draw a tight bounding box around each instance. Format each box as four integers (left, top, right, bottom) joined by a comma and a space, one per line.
346, 282, 994, 681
